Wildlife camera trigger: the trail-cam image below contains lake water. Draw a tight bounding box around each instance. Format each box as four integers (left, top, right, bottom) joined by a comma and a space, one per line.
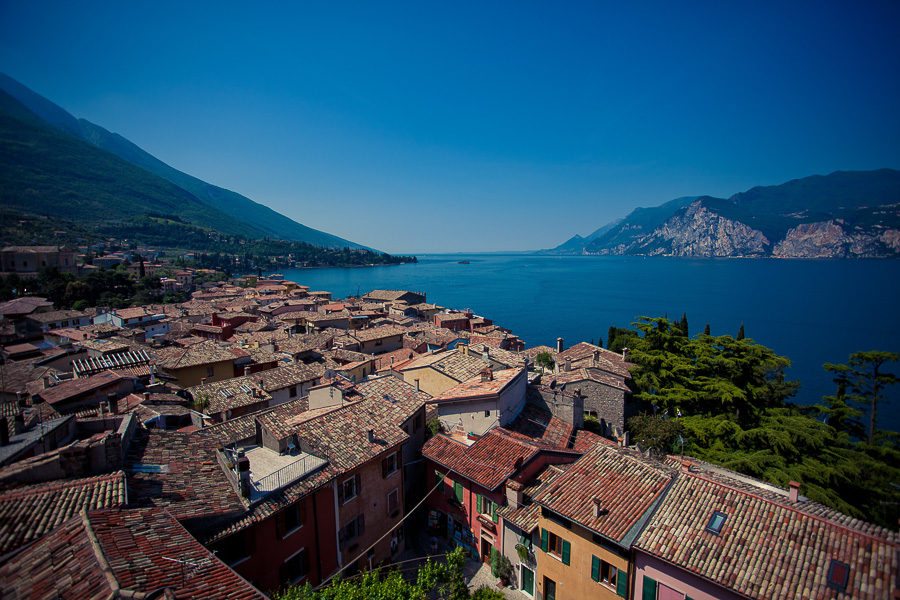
274, 254, 900, 431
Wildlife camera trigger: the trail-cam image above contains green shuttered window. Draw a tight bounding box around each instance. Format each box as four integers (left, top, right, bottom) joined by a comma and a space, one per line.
540, 528, 549, 552
617, 571, 628, 597
561, 540, 571, 565
643, 575, 658, 600
591, 555, 601, 581
454, 481, 463, 503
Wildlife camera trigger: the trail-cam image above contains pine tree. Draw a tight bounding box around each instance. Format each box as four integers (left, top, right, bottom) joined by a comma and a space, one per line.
607, 325, 616, 349
704, 323, 711, 336
679, 312, 689, 337
825, 351, 899, 444
737, 322, 745, 340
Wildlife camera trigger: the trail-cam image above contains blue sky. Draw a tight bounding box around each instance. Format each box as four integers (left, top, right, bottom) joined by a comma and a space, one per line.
1, 1, 899, 253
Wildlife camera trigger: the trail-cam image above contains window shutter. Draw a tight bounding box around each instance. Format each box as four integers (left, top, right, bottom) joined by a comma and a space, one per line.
476, 493, 483, 513
454, 481, 463, 503
382, 457, 388, 478
617, 570, 628, 598
275, 510, 286, 539
436, 471, 445, 494
591, 556, 600, 582
561, 539, 571, 565
540, 528, 548, 552
492, 502, 499, 523
358, 514, 365, 535
642, 575, 658, 600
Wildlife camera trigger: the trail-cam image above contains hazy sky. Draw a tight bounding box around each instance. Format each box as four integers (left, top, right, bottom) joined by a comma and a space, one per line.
2, 1, 899, 254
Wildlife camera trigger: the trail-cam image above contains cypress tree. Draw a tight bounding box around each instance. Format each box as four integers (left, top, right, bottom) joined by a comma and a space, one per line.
607, 325, 616, 349
704, 323, 711, 336
737, 322, 745, 340
679, 312, 689, 337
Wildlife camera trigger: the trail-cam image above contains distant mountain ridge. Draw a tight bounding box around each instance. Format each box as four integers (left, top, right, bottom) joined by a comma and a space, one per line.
0, 72, 371, 250
544, 171, 900, 258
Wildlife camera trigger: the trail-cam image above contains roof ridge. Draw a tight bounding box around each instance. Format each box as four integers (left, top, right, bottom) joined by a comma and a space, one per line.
80, 508, 121, 594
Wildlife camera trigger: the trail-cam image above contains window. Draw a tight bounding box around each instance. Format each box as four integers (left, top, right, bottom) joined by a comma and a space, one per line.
210, 529, 255, 567
339, 514, 365, 549
827, 560, 850, 592
454, 481, 464, 503
387, 487, 400, 517
435, 471, 445, 494
289, 386, 297, 398
276, 501, 305, 538
207, 366, 215, 378
705, 510, 727, 535
382, 452, 399, 478
540, 528, 570, 565
338, 474, 361, 504
485, 410, 491, 417
280, 548, 307, 585
476, 494, 499, 523
592, 556, 628, 597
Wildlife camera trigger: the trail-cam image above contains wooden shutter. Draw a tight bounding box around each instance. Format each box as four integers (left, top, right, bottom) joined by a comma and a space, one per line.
454, 481, 463, 503
491, 501, 499, 523
540, 528, 548, 552
475, 493, 483, 513
591, 556, 600, 582
561, 539, 571, 565
642, 575, 658, 600
617, 569, 628, 597
436, 471, 445, 494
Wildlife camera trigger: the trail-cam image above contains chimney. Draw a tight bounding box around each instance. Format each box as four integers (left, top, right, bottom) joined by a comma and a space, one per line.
237, 454, 252, 498
463, 344, 468, 356
564, 357, 571, 372
680, 460, 692, 473
13, 414, 24, 435
591, 497, 608, 519
481, 368, 493, 382
16, 391, 25, 407
42, 376, 51, 390
557, 337, 564, 354
367, 429, 375, 442
201, 378, 207, 386
144, 392, 151, 402
622, 347, 630, 361
108, 392, 118, 415
0, 418, 9, 446
98, 401, 105, 415
482, 350, 490, 364
593, 350, 600, 365
789, 481, 801, 503
414, 379, 420, 392
244, 366, 252, 376
506, 480, 523, 511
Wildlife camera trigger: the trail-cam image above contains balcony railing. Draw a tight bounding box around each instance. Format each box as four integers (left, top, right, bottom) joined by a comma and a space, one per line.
249, 453, 328, 502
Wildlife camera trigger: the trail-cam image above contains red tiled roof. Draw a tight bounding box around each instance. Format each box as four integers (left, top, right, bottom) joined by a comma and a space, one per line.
636, 467, 899, 600
37, 370, 123, 406
429, 368, 524, 404
533, 441, 675, 543
423, 431, 539, 491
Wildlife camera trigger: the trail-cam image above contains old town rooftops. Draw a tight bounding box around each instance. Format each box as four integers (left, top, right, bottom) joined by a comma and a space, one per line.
423, 430, 539, 491
429, 367, 524, 404
533, 440, 675, 545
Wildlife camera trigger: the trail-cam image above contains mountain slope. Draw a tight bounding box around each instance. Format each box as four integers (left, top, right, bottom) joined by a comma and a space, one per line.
0, 73, 370, 249
0, 89, 274, 238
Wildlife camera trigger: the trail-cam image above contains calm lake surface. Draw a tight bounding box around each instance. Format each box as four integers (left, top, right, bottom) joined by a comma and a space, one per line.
275, 254, 900, 431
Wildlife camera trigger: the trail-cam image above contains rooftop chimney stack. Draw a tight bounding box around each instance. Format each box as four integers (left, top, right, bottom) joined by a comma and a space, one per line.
144, 392, 151, 402
557, 337, 564, 354
237, 455, 252, 498
565, 357, 571, 373
482, 350, 490, 364
789, 481, 801, 503
13, 414, 24, 435
414, 379, 420, 392
622, 347, 630, 362
368, 429, 375, 442
244, 366, 252, 376
481, 368, 493, 383
593, 350, 600, 365
592, 497, 603, 519
108, 392, 118, 415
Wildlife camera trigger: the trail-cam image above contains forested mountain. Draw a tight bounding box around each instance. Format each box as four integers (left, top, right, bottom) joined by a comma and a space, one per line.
546, 170, 900, 258
0, 73, 370, 250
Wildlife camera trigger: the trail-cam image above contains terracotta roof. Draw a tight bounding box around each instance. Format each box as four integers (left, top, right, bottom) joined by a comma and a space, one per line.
533, 441, 675, 544
26, 309, 89, 324
189, 375, 272, 415
125, 429, 245, 536
636, 464, 900, 600
498, 464, 568, 533
0, 361, 62, 394
356, 375, 432, 421
0, 507, 266, 599
37, 370, 124, 406
0, 471, 127, 554
500, 403, 575, 450
156, 340, 236, 370
556, 342, 633, 378
423, 431, 539, 491
351, 324, 406, 342
430, 368, 525, 404
403, 349, 497, 384
248, 362, 322, 391
550, 366, 630, 391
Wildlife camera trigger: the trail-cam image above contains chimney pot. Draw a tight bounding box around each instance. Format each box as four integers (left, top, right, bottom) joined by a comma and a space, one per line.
414, 379, 420, 392
593, 350, 600, 364
592, 497, 604, 519
789, 481, 801, 503
557, 337, 564, 354
368, 429, 375, 442
565, 357, 571, 372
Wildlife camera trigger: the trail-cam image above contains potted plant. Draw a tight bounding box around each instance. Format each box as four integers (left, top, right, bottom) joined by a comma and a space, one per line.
495, 553, 514, 587
516, 543, 531, 562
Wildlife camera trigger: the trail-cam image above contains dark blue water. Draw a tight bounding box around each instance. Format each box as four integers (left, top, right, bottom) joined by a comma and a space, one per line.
275, 254, 900, 431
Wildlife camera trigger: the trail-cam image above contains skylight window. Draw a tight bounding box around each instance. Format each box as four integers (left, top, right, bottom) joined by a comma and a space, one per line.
826, 560, 850, 592
705, 511, 727, 535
